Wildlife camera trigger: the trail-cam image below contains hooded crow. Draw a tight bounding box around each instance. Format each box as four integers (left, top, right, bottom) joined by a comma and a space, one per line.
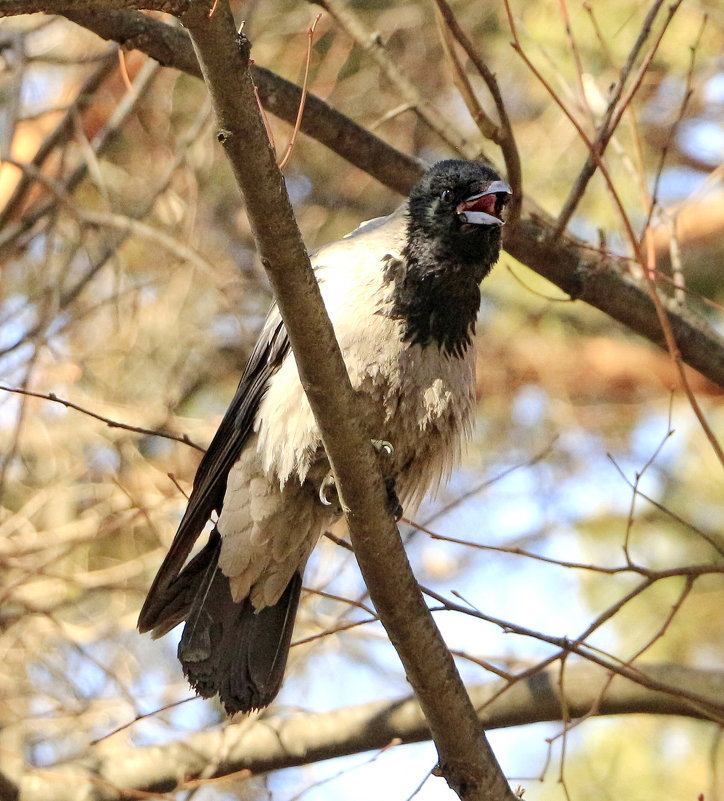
138, 159, 511, 714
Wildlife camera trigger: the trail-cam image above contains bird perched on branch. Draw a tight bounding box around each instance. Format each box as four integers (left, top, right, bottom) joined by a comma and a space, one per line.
138, 160, 511, 714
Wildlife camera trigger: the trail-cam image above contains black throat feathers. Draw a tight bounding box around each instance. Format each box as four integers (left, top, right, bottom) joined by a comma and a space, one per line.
382, 233, 498, 358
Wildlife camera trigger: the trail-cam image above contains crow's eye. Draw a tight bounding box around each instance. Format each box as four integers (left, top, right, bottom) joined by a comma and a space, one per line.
440, 189, 453, 204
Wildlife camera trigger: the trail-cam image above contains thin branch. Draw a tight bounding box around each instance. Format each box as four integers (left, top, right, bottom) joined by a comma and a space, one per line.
642, 225, 724, 466
643, 16, 705, 237
413, 437, 558, 530
0, 385, 205, 451
431, 0, 522, 227
89, 698, 197, 746
617, 416, 676, 565
278, 13, 322, 170
311, 0, 477, 158
607, 455, 724, 557
504, 263, 574, 302
553, 0, 676, 236
556, 0, 594, 129
434, 6, 501, 143
504, 0, 645, 257
419, 528, 723, 580
426, 585, 724, 720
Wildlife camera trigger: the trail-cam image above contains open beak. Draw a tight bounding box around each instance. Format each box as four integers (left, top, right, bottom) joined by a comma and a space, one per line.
457, 180, 512, 227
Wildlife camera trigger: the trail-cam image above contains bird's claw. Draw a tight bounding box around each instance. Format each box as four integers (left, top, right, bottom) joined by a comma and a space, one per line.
319, 439, 397, 516
371, 439, 394, 455
319, 473, 337, 507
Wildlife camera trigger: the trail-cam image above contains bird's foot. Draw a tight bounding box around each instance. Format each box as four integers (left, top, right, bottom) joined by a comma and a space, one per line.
384, 476, 403, 521
318, 440, 401, 520
371, 439, 394, 456
372, 441, 402, 519
318, 473, 341, 515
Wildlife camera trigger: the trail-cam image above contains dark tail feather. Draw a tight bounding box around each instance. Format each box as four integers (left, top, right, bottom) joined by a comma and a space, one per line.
138, 532, 222, 638
180, 563, 302, 714
140, 530, 302, 714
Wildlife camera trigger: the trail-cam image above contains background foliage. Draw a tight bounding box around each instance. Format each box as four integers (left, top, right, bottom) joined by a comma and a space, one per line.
1, 1, 723, 799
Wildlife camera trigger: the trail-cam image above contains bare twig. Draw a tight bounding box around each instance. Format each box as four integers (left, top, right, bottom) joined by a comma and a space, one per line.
432, 0, 522, 227
117, 46, 133, 90
89, 697, 197, 745
0, 385, 204, 451
556, 0, 594, 128
616, 414, 676, 565
502, 0, 650, 254
417, 522, 723, 580
312, 0, 477, 157
278, 13, 322, 170
434, 6, 501, 143
641, 226, 724, 466
504, 263, 574, 302
553, 0, 678, 236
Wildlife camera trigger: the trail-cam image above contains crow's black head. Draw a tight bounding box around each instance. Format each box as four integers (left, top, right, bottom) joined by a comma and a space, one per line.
388, 160, 511, 356
407, 160, 510, 277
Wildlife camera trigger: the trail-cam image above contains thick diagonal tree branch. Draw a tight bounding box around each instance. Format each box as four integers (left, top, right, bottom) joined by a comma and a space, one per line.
174, 2, 514, 800
59, 8, 425, 195
0, 0, 180, 12
11, 664, 724, 801
48, 9, 724, 390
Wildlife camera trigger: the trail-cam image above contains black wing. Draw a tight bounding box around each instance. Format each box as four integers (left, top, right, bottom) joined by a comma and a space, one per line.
138, 309, 289, 632
137, 207, 406, 634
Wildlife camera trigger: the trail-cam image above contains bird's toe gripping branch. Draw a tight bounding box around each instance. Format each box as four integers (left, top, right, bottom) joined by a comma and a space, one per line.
384, 476, 403, 522
370, 439, 394, 455
318, 440, 401, 520
318, 472, 341, 514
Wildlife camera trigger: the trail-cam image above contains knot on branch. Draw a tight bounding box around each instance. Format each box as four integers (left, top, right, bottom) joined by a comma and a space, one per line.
236, 31, 252, 63
217, 128, 233, 145
440, 760, 482, 800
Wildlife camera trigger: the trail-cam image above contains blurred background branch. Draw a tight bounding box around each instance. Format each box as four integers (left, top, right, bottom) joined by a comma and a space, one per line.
10, 663, 724, 801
